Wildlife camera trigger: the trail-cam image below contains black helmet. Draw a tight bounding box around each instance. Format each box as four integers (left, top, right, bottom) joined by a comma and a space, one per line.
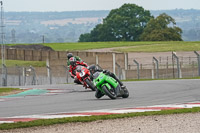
88, 64, 97, 74
69, 57, 76, 66
67, 53, 73, 60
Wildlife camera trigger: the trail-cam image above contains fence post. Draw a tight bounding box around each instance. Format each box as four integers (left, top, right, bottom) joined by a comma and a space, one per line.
124, 53, 128, 70
115, 63, 122, 80
63, 65, 69, 84
172, 52, 181, 78
46, 59, 52, 84
133, 59, 140, 79
46, 66, 52, 84
153, 57, 159, 79
96, 54, 99, 65
22, 67, 26, 86
16, 65, 21, 86
30, 66, 36, 85
172, 52, 175, 78
112, 53, 116, 74
194, 51, 200, 76
2, 64, 7, 86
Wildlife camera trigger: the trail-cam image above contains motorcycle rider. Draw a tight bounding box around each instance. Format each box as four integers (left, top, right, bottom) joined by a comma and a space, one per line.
69, 57, 88, 84
88, 65, 126, 98
67, 53, 83, 67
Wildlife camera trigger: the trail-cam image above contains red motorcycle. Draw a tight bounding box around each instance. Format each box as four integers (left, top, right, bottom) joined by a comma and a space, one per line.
76, 65, 96, 91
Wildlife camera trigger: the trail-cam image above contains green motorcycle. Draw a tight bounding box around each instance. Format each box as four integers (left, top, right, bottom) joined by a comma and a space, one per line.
93, 71, 129, 99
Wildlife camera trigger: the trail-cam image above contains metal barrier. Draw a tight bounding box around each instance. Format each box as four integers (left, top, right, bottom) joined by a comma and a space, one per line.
128, 51, 199, 79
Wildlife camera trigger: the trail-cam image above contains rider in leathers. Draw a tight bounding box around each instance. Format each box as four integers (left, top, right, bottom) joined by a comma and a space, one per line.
69, 57, 88, 84
88, 65, 126, 98
67, 53, 83, 67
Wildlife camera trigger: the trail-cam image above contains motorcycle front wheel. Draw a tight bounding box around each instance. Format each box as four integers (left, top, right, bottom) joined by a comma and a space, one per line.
85, 78, 96, 91
102, 85, 117, 99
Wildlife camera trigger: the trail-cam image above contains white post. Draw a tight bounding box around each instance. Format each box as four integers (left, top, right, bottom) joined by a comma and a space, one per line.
122, 69, 126, 80
96, 54, 98, 65
152, 69, 154, 79
22, 67, 26, 86
180, 68, 182, 78
113, 53, 116, 74
125, 53, 128, 70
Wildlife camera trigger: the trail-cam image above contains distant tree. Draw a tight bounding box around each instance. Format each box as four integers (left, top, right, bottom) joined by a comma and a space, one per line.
140, 13, 183, 41
79, 4, 153, 42
79, 33, 91, 42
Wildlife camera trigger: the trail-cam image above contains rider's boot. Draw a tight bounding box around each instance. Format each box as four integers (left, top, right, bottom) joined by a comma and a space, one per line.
95, 90, 104, 99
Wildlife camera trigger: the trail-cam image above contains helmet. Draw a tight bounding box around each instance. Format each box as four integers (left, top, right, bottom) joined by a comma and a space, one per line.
88, 64, 98, 74
67, 53, 73, 60
69, 57, 76, 66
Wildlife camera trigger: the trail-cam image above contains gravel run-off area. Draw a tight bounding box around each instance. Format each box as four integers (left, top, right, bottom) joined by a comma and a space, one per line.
1, 112, 200, 133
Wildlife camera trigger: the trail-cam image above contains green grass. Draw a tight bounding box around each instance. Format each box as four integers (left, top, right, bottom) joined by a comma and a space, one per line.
42, 42, 154, 51
115, 41, 200, 52
0, 88, 20, 95
0, 60, 46, 67
40, 41, 200, 52
0, 107, 200, 130
8, 41, 200, 52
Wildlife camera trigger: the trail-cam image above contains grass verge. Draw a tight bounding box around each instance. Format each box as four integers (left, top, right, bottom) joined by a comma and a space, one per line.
0, 60, 46, 67
0, 107, 200, 130
0, 88, 20, 95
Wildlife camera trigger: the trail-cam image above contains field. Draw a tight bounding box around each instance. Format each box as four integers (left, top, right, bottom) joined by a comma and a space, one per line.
42, 41, 200, 52
7, 41, 200, 52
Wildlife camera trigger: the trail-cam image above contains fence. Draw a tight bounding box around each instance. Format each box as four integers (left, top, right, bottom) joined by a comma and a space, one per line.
126, 51, 200, 79
0, 51, 200, 86
0, 65, 75, 86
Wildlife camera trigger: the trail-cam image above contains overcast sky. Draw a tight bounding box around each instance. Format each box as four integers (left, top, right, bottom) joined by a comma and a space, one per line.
2, 0, 200, 12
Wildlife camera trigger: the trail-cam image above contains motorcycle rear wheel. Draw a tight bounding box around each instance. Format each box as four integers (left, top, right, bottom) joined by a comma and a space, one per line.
102, 85, 117, 99
85, 78, 96, 91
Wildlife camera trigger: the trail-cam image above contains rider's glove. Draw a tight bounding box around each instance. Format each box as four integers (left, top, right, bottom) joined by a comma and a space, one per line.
103, 70, 109, 74
103, 70, 107, 73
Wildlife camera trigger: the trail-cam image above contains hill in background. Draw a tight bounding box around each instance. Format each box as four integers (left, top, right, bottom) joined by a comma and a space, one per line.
3, 9, 200, 44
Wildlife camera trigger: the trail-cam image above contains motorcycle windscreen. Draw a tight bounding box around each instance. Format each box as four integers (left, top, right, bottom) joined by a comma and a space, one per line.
93, 72, 101, 79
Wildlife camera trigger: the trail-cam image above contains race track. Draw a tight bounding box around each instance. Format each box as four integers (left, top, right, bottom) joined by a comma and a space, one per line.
0, 79, 200, 118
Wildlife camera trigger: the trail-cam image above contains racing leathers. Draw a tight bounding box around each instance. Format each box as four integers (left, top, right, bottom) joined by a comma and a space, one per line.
69, 61, 88, 84
94, 69, 126, 98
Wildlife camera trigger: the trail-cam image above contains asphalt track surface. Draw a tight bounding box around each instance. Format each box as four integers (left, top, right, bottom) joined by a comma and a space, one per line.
0, 79, 200, 117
